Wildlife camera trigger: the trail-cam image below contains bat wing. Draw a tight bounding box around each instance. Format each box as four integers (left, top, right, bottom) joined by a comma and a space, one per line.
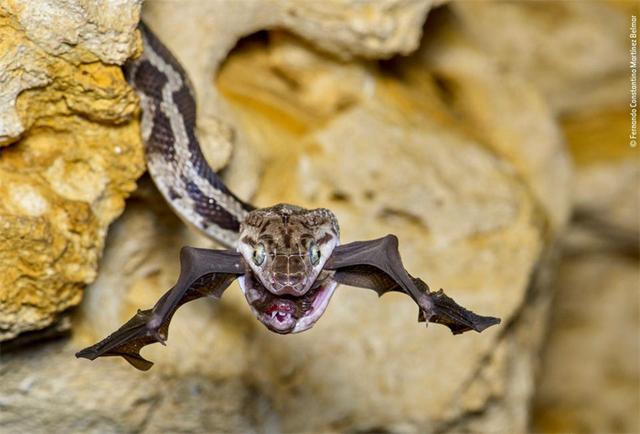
325, 235, 500, 334
75, 247, 245, 370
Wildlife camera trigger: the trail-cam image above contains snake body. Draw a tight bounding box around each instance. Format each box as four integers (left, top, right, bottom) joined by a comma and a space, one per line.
126, 23, 344, 332
74, 22, 501, 361
125, 22, 254, 247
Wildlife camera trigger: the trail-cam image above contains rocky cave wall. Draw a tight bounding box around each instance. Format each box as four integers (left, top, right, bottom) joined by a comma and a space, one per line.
0, 1, 636, 433
0, 0, 144, 342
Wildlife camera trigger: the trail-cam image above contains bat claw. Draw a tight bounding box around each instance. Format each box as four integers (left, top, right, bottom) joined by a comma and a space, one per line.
148, 328, 167, 345
417, 308, 433, 323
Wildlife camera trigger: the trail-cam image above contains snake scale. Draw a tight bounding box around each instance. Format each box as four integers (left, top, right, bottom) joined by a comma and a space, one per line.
125, 22, 254, 247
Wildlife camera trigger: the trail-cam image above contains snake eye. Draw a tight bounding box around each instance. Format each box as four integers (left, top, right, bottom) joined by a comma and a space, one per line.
253, 243, 266, 266
309, 242, 321, 266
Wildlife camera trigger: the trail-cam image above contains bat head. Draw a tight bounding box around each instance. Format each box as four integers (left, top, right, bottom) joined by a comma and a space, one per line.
237, 204, 340, 333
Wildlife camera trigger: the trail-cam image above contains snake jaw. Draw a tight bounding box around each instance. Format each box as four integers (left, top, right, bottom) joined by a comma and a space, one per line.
238, 270, 338, 334
240, 248, 339, 333
291, 279, 338, 333
236, 204, 340, 333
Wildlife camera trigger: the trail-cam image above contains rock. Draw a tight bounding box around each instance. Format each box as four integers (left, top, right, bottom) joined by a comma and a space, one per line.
0, 340, 254, 433
215, 27, 562, 432
450, 1, 630, 114
0, 0, 142, 145
38, 3, 566, 433
532, 250, 639, 434
139, 0, 440, 195
416, 6, 574, 231
531, 101, 639, 433
0, 1, 144, 341
1, 0, 607, 433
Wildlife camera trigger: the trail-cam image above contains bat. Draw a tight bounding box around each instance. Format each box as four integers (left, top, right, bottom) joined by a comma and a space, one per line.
76, 205, 500, 370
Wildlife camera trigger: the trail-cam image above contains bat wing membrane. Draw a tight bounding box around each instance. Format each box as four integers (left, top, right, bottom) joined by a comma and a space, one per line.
325, 235, 500, 334
76, 247, 244, 370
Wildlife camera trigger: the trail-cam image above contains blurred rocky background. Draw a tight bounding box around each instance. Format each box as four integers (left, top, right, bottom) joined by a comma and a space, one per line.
0, 1, 637, 433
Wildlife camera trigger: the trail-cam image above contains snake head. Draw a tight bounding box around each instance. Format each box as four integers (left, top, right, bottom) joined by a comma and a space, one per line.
237, 204, 340, 333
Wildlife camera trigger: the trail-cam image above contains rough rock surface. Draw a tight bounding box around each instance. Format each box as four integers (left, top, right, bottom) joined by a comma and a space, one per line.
0, 0, 144, 341
138, 0, 442, 183
3, 0, 632, 433
216, 30, 557, 432
451, 1, 630, 115
523, 3, 639, 431
531, 105, 639, 433
533, 244, 639, 434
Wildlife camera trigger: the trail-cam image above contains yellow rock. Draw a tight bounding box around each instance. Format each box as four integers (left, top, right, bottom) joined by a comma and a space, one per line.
0, 3, 144, 340
4, 0, 632, 433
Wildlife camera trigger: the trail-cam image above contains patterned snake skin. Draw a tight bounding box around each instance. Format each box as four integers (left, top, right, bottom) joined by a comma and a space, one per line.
73, 23, 501, 368
125, 22, 254, 247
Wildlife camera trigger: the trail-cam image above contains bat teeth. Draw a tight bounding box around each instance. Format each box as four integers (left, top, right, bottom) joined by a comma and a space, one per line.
270, 310, 292, 323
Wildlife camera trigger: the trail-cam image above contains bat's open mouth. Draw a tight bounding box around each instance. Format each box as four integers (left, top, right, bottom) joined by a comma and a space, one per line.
238, 272, 338, 334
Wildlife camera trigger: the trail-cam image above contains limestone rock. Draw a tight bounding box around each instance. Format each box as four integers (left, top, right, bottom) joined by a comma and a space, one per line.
139, 0, 438, 188
532, 250, 639, 434
0, 0, 142, 145
451, 1, 630, 114
416, 7, 573, 231
38, 3, 568, 433
0, 0, 598, 433
0, 339, 254, 433
0, 1, 144, 340
215, 26, 560, 433
532, 101, 639, 433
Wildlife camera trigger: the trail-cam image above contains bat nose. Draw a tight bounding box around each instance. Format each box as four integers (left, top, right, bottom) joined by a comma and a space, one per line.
270, 255, 306, 294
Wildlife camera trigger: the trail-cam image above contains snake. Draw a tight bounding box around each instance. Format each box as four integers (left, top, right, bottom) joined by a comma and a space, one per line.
125, 22, 258, 247
126, 22, 343, 332
76, 21, 499, 367
73, 21, 498, 351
